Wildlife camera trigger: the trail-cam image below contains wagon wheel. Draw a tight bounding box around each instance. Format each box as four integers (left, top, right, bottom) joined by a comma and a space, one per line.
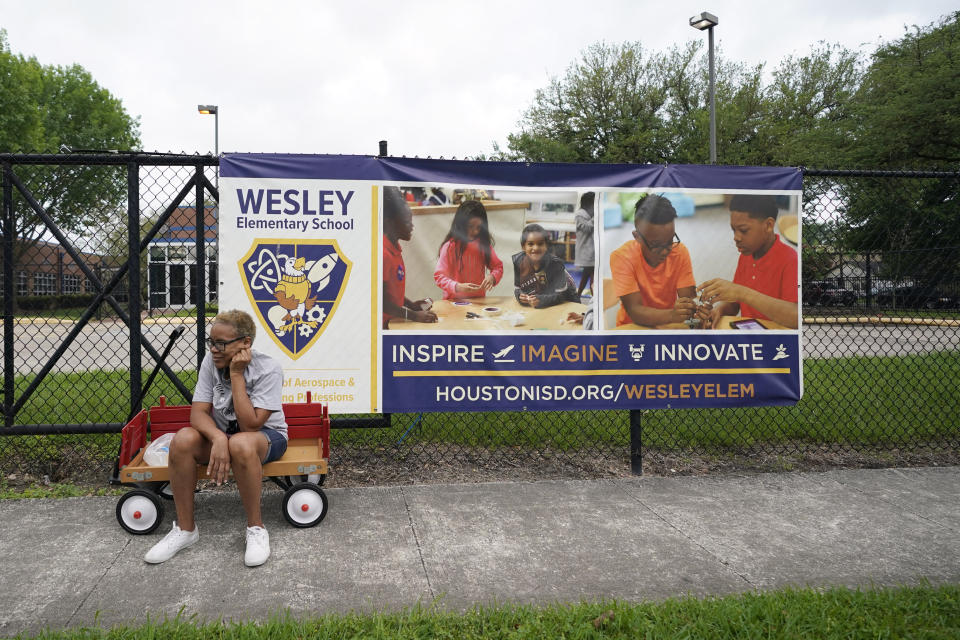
116, 489, 164, 535
281, 483, 328, 528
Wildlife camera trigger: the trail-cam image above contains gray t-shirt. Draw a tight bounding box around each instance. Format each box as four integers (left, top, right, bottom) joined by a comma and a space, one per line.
194, 349, 287, 439
574, 207, 595, 267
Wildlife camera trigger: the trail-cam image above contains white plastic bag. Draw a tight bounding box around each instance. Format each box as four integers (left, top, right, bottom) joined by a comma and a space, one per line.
143, 432, 175, 466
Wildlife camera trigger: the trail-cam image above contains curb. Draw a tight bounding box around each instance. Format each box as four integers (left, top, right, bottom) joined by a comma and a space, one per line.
9, 316, 208, 326
803, 316, 960, 328
142, 316, 203, 326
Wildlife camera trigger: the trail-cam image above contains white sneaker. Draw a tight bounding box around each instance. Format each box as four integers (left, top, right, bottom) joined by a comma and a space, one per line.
144, 521, 199, 564
244, 526, 270, 567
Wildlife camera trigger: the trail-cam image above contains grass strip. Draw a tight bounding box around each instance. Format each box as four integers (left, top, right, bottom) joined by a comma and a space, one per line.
638, 349, 960, 449
0, 479, 125, 499
3, 352, 959, 461
332, 350, 960, 450
16, 584, 960, 639
12, 369, 198, 425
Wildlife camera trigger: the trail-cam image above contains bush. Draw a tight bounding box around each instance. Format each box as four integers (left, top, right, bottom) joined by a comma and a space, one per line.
14, 293, 98, 311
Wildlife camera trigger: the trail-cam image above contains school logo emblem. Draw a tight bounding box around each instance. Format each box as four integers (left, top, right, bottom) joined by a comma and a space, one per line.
239, 239, 352, 360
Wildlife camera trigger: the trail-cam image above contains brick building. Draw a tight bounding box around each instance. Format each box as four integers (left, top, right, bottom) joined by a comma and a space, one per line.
3, 239, 108, 299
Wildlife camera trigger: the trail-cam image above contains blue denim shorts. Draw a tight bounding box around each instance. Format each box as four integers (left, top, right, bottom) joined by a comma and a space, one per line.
260, 428, 288, 463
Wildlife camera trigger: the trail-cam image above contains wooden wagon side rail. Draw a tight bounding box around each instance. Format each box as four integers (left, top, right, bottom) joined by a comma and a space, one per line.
117, 394, 330, 484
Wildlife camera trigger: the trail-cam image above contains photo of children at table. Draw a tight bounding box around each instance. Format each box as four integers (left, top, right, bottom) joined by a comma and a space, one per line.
608, 194, 697, 327
696, 194, 798, 329
513, 223, 580, 308
433, 200, 504, 299
382, 186, 437, 329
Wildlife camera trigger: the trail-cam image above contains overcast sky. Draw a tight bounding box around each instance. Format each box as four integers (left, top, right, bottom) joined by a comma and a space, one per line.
1, 1, 955, 160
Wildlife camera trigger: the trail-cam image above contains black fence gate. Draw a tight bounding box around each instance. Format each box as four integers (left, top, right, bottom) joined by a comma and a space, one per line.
1, 153, 216, 431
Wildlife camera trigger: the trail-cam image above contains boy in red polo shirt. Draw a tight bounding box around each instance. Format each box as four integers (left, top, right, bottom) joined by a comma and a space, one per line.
383, 187, 437, 328
697, 194, 798, 329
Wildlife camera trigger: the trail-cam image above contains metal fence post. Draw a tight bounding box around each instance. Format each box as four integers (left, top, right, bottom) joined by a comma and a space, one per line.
629, 409, 643, 475
127, 161, 142, 419
2, 163, 14, 427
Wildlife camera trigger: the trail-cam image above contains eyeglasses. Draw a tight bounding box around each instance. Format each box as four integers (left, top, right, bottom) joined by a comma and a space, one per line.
206, 336, 246, 352
635, 230, 681, 254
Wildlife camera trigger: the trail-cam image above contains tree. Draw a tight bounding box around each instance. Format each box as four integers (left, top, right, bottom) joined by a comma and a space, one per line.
762, 43, 862, 168
496, 41, 673, 163
496, 40, 862, 168
837, 14, 960, 289
0, 30, 140, 156
0, 31, 44, 153
848, 12, 960, 169
657, 44, 769, 166
0, 29, 141, 262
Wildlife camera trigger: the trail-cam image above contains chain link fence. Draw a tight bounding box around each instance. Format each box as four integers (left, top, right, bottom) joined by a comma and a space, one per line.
1, 156, 957, 484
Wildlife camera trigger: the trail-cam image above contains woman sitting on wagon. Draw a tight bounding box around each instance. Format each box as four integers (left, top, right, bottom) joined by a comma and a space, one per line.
144, 309, 287, 567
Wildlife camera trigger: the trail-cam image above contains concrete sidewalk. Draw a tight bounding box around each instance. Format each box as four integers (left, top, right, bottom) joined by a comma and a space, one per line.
1, 467, 957, 636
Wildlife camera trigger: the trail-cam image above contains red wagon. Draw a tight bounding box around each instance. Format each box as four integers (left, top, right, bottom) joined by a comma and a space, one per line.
114, 393, 330, 534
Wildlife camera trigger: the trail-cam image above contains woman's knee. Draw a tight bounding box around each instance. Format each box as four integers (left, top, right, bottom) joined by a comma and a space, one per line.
228, 433, 263, 464
169, 428, 203, 461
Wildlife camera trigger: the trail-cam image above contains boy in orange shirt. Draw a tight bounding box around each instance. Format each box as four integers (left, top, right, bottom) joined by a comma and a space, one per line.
697, 194, 798, 329
609, 195, 697, 327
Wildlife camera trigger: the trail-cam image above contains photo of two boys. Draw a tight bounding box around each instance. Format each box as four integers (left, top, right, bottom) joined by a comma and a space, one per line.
382, 185, 799, 332
603, 191, 799, 331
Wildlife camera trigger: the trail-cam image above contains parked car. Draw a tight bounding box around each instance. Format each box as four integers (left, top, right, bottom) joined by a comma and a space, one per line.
805, 281, 857, 307
873, 285, 958, 310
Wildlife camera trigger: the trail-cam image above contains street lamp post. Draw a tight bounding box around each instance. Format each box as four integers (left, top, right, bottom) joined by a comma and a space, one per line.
689, 12, 718, 164
197, 104, 219, 187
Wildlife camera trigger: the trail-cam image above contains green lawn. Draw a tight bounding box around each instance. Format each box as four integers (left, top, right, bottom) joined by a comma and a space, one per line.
16, 584, 960, 639
13, 369, 197, 425
638, 349, 960, 449
5, 351, 959, 461
0, 479, 124, 499
332, 350, 960, 450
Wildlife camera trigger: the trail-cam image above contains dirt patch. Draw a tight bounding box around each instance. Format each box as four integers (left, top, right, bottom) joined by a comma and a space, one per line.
317, 443, 959, 488
4, 443, 957, 493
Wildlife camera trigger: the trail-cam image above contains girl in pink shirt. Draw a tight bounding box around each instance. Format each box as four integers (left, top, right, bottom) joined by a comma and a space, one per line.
433, 200, 503, 299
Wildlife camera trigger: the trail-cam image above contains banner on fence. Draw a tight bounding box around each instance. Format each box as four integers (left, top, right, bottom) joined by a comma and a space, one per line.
220, 154, 803, 413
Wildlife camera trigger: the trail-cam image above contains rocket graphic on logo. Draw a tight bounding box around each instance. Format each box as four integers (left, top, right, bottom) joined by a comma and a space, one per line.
239, 239, 352, 360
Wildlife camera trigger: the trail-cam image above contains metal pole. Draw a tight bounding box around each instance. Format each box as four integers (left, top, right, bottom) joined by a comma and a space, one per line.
629, 409, 643, 475
2, 164, 14, 427
195, 164, 206, 370
708, 25, 716, 164
214, 111, 219, 191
